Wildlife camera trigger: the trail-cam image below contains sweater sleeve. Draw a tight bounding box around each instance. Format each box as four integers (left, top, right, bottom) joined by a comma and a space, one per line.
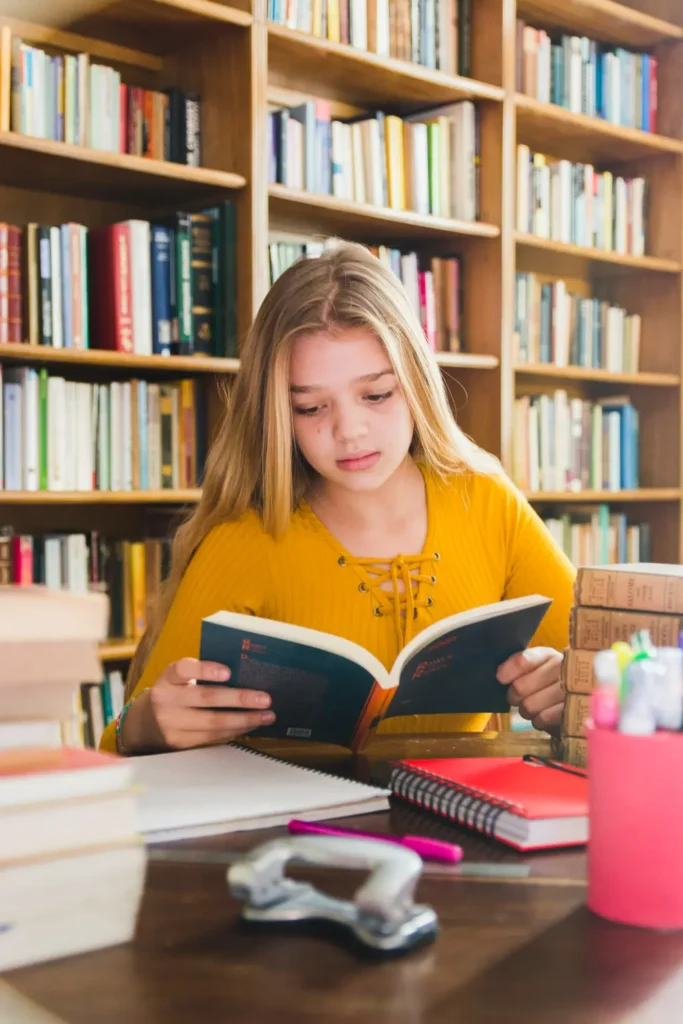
498, 476, 576, 651
99, 513, 271, 753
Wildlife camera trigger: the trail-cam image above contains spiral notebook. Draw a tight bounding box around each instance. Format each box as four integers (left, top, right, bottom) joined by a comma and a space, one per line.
132, 745, 390, 843
390, 757, 588, 851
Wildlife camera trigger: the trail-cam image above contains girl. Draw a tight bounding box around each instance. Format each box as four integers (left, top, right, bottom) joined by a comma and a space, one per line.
101, 243, 575, 756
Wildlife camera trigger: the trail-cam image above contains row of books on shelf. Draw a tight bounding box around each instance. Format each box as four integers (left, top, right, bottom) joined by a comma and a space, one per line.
80, 672, 125, 750
0, 27, 202, 165
514, 272, 641, 371
513, 391, 639, 494
516, 146, 646, 256
269, 238, 463, 351
0, 204, 237, 357
269, 100, 479, 221
0, 528, 170, 640
543, 506, 651, 567
268, 0, 472, 77
0, 369, 206, 492
516, 20, 658, 133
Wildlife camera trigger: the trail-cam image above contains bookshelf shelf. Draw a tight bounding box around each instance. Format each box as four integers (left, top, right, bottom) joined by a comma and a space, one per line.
71, 0, 252, 55
0, 132, 247, 203
99, 638, 138, 661
516, 0, 683, 47
269, 184, 500, 242
0, 490, 202, 504
515, 233, 682, 276
525, 489, 682, 504
515, 94, 683, 164
267, 24, 505, 108
436, 353, 500, 369
1, 13, 164, 70
514, 366, 680, 387
0, 346, 241, 376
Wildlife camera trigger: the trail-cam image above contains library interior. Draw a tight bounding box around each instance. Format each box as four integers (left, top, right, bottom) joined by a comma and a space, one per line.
2, 0, 683, 1020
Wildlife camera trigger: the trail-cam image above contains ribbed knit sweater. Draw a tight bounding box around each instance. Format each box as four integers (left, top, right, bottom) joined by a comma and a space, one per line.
100, 466, 575, 753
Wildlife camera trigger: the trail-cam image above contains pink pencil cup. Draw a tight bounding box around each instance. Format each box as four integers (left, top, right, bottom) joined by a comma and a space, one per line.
588, 725, 683, 929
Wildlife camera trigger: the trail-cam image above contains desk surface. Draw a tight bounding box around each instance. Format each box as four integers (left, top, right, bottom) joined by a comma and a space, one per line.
7, 797, 683, 1024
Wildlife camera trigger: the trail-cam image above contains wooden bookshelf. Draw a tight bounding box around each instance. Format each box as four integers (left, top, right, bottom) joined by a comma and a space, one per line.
525, 490, 682, 503
516, 0, 683, 46
0, 346, 240, 375
514, 366, 680, 387
0, 132, 247, 202
267, 22, 505, 107
1, 0, 682, 692
0, 490, 202, 504
269, 184, 501, 242
99, 638, 138, 662
515, 93, 683, 164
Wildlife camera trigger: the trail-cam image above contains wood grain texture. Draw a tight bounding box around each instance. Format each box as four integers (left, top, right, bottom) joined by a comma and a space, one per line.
267, 23, 504, 109
270, 184, 500, 241
0, 346, 240, 375
517, 0, 682, 46
0, 132, 246, 205
516, 93, 683, 163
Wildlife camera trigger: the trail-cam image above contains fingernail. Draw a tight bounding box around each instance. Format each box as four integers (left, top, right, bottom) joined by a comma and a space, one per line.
216, 668, 231, 681
254, 693, 271, 708
261, 711, 276, 725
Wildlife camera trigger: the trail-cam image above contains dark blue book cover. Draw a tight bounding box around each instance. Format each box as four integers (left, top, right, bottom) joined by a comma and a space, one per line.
150, 226, 172, 356
199, 596, 552, 750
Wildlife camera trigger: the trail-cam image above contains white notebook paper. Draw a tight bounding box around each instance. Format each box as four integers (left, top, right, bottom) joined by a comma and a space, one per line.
132, 745, 390, 843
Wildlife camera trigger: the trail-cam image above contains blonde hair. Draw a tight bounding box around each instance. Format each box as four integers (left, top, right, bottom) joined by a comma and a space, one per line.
126, 241, 499, 695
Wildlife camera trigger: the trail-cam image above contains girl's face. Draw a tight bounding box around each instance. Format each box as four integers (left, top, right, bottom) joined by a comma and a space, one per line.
289, 327, 415, 493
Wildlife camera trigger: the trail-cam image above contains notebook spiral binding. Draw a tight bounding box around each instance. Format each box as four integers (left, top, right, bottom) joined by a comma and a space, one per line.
390, 764, 520, 838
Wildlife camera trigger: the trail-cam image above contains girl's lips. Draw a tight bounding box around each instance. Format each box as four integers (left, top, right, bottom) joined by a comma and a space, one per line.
336, 452, 381, 471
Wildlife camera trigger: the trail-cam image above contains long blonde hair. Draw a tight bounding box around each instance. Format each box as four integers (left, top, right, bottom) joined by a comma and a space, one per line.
126, 241, 498, 695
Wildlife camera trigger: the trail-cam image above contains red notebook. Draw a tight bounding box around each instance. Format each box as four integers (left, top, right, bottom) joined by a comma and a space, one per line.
390, 757, 588, 851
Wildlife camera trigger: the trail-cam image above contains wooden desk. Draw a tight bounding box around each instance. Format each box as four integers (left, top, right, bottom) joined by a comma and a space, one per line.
7, 795, 683, 1023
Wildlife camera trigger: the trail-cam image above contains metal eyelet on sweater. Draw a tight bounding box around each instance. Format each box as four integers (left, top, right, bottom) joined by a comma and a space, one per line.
433, 552, 441, 560
373, 607, 383, 617
359, 582, 368, 593
338, 556, 346, 566
426, 596, 434, 607
430, 575, 437, 584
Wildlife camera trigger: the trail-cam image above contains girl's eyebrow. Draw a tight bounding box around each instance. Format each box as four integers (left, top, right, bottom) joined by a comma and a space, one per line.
290, 369, 395, 394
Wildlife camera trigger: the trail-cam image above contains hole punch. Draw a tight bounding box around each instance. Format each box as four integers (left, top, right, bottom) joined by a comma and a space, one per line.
227, 834, 439, 955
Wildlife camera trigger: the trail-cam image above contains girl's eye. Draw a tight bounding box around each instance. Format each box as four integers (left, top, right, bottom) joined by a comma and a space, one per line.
365, 390, 394, 404
293, 405, 322, 417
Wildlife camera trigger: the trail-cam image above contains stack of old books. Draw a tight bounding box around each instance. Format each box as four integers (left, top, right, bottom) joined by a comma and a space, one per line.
0, 585, 107, 748
0, 585, 146, 971
561, 564, 683, 767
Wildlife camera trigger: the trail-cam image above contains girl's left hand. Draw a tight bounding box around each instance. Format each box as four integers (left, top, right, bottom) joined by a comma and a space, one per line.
496, 647, 565, 732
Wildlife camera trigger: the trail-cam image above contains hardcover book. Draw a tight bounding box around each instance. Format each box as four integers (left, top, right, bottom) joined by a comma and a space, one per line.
199, 594, 551, 751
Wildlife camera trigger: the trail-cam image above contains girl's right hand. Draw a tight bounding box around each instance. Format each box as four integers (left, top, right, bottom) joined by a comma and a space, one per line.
120, 658, 275, 753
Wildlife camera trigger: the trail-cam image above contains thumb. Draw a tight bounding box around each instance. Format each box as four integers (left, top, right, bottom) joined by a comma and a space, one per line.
496, 647, 550, 684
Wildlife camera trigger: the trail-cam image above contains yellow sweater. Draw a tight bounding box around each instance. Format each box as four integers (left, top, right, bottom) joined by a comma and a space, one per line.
100, 467, 576, 754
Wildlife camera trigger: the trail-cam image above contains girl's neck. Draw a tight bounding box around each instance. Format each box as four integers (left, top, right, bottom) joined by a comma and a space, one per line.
308, 457, 426, 536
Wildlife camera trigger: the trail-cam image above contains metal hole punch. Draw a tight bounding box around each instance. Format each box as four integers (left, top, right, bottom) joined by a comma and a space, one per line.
227, 835, 439, 954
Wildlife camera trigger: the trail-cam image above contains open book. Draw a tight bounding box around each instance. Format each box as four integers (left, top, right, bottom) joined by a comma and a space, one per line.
199, 595, 552, 751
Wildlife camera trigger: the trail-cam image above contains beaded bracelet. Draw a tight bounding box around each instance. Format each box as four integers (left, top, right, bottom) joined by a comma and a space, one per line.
114, 691, 145, 756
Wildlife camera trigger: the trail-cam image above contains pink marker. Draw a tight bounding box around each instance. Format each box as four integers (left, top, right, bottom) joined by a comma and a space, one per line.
287, 819, 464, 864
591, 649, 621, 730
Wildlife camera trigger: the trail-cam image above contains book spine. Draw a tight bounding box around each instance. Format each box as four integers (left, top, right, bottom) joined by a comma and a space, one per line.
174, 214, 192, 355
150, 225, 172, 356
561, 648, 596, 694
561, 737, 587, 769
190, 213, 214, 355
7, 225, 22, 344
562, 693, 591, 739
575, 567, 683, 613
570, 607, 682, 650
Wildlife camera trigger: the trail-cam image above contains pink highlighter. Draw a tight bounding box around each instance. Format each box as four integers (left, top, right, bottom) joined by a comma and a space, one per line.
287, 819, 464, 864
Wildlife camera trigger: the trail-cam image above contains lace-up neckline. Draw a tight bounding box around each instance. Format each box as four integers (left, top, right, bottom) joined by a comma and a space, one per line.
336, 551, 439, 648
300, 465, 439, 651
